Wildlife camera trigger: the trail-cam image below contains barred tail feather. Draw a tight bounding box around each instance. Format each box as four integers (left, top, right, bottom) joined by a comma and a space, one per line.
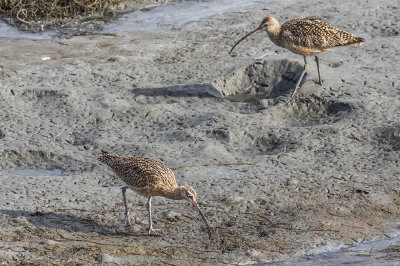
344, 36, 364, 47
98, 150, 113, 166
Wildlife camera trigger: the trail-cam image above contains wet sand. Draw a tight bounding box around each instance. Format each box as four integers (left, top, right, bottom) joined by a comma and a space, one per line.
0, 0, 400, 264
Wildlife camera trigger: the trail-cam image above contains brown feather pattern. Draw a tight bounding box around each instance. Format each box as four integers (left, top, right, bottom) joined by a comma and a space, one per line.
282, 18, 363, 47
98, 150, 179, 198
273, 17, 364, 55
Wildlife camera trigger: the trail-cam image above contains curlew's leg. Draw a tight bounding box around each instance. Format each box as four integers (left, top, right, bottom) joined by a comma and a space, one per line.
315, 56, 323, 85
121, 186, 131, 227
292, 56, 308, 97
146, 197, 158, 234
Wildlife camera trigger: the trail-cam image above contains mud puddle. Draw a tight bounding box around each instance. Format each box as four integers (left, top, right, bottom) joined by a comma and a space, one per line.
277, 234, 400, 265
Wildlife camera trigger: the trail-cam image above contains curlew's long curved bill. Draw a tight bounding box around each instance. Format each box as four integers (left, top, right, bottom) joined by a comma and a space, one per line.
229, 27, 263, 54
191, 201, 212, 238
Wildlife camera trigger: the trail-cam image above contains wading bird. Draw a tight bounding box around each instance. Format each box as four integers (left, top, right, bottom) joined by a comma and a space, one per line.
99, 150, 212, 237
230, 16, 364, 96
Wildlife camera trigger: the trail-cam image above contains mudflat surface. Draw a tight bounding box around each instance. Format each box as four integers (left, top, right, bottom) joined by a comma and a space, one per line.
0, 0, 400, 264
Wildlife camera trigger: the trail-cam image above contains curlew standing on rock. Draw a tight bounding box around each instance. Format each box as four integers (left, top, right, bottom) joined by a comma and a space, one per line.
98, 150, 212, 237
229, 16, 364, 97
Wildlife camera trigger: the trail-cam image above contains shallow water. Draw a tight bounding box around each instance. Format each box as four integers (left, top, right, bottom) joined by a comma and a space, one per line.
0, 20, 51, 39
11, 168, 63, 177
102, 0, 272, 33
274, 232, 400, 265
0, 0, 272, 38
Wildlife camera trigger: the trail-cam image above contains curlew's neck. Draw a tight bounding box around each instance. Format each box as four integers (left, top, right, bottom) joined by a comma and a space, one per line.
266, 17, 281, 45
163, 186, 185, 200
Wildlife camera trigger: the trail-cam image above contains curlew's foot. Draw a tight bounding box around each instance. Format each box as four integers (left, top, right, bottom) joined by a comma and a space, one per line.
124, 211, 132, 227
148, 226, 161, 235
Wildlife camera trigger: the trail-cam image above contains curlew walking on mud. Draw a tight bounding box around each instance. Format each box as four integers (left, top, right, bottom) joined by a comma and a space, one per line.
230, 16, 364, 97
98, 150, 212, 237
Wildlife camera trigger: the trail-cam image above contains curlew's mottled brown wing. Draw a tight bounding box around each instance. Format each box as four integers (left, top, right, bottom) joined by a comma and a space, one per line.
99, 152, 177, 196
280, 17, 364, 52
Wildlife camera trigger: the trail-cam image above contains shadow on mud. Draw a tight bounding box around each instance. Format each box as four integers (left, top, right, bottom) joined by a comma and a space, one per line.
0, 209, 120, 236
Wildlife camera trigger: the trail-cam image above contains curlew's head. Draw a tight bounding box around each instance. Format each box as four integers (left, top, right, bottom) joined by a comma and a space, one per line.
257, 16, 279, 31
229, 16, 280, 54
179, 185, 197, 202
177, 185, 212, 237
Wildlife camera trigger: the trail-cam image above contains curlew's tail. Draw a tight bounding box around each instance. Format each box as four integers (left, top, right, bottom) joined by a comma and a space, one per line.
101, 150, 110, 156
98, 150, 114, 165
343, 36, 365, 47
98, 150, 129, 175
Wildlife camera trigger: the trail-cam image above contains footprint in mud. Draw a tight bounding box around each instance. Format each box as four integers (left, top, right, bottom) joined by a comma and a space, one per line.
263, 95, 354, 128
247, 132, 297, 155
328, 61, 344, 68
206, 128, 231, 142
18, 89, 67, 101
375, 125, 400, 151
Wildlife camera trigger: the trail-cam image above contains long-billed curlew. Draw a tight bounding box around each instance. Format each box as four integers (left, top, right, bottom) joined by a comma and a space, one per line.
98, 150, 212, 237
229, 16, 364, 97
